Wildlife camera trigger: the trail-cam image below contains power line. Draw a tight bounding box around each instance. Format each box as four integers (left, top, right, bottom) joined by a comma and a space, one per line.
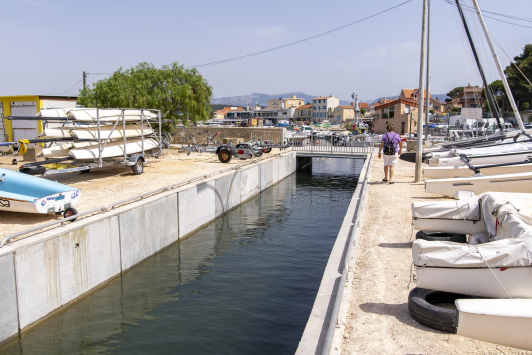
186, 0, 414, 69
59, 79, 82, 95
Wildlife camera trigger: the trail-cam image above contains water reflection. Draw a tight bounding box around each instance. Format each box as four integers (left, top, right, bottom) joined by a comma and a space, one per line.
1, 158, 362, 355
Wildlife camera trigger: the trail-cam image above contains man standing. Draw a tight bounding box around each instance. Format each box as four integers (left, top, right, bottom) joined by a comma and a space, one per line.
378, 123, 403, 184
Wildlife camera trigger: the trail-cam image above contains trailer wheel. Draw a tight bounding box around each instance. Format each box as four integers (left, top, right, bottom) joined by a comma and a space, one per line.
132, 159, 144, 175
81, 168, 90, 174
264, 148, 272, 153
64, 207, 78, 221
218, 149, 232, 163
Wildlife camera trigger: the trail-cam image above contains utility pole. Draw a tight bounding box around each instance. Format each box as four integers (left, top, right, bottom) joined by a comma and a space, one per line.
351, 92, 358, 130
424, 0, 431, 143
83, 71, 87, 91
415, 0, 428, 182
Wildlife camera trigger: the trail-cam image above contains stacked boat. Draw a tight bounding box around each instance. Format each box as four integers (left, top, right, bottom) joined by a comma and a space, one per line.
38, 108, 160, 160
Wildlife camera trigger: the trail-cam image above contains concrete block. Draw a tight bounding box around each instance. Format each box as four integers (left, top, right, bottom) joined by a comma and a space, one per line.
119, 193, 179, 271
15, 237, 61, 329
260, 159, 278, 189
240, 164, 260, 202
178, 181, 216, 238
0, 252, 19, 342
214, 171, 241, 217
58, 216, 121, 303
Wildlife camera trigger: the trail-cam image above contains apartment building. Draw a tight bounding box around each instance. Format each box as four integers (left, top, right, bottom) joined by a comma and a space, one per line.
295, 104, 312, 122
372, 99, 419, 134
312, 95, 339, 123
267, 95, 305, 109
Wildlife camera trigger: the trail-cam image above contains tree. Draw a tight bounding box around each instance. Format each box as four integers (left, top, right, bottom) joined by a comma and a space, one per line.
78, 62, 213, 125
360, 108, 366, 115
504, 44, 532, 111
446, 86, 464, 100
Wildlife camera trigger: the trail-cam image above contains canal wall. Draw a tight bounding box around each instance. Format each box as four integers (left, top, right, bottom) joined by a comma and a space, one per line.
0, 151, 296, 344
296, 153, 373, 355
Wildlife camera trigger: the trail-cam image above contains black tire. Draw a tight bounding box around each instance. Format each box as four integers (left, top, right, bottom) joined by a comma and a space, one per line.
408, 287, 468, 333
264, 148, 272, 153
81, 168, 90, 174
218, 149, 232, 163
416, 231, 467, 243
254, 150, 263, 157
132, 159, 144, 175
64, 207, 78, 221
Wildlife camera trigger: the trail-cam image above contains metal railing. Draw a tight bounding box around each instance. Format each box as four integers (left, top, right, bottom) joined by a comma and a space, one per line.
0, 150, 292, 248
290, 133, 375, 155
251, 130, 284, 144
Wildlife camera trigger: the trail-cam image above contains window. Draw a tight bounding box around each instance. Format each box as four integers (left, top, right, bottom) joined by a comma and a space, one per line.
337, 107, 340, 112
337, 115, 340, 120
383, 105, 395, 119
405, 105, 410, 114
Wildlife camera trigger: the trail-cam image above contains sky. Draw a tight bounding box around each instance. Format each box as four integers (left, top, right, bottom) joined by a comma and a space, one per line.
0, 0, 531, 102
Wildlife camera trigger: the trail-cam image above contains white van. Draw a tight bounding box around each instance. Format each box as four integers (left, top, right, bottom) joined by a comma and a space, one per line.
487, 122, 513, 134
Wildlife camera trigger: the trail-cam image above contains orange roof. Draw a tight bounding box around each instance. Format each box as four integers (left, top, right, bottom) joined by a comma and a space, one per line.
373, 98, 419, 110
296, 104, 313, 109
358, 102, 370, 109
313, 96, 333, 100
338, 105, 355, 109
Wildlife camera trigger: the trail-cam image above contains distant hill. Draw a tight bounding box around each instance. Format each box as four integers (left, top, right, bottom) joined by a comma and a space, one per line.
212, 92, 353, 107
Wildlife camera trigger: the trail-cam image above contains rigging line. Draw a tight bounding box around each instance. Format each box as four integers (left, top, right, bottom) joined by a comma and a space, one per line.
490, 34, 532, 88
488, 0, 527, 43
59, 79, 82, 95
442, 0, 532, 29
186, 0, 413, 69
442, 0, 532, 22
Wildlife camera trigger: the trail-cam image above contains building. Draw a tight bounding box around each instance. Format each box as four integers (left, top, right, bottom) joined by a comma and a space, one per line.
214, 107, 243, 120
0, 95, 78, 142
399, 88, 445, 115
294, 104, 312, 122
459, 84, 484, 108
312, 95, 340, 123
443, 98, 462, 112
226, 107, 296, 124
358, 102, 370, 117
333, 104, 355, 124
267, 95, 305, 109
372, 99, 419, 135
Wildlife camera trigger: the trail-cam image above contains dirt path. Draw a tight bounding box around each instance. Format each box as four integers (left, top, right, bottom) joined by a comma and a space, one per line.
0, 149, 282, 239
341, 156, 531, 355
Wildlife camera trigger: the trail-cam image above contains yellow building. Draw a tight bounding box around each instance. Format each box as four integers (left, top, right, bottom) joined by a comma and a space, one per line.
267, 95, 305, 109
333, 105, 356, 124
0, 95, 77, 142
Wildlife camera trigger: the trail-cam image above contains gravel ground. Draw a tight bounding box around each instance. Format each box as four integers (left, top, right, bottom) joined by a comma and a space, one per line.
0, 148, 282, 239
340, 156, 531, 355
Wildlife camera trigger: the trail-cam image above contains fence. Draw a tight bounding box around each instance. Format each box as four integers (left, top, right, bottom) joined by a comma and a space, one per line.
250, 130, 284, 144
290, 133, 375, 155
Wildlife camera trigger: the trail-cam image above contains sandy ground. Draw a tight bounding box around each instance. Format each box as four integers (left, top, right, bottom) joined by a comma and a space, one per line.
341, 156, 531, 355
0, 148, 282, 239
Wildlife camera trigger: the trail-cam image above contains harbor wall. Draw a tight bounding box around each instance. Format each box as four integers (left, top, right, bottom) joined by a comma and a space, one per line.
171, 127, 285, 144
0, 151, 296, 344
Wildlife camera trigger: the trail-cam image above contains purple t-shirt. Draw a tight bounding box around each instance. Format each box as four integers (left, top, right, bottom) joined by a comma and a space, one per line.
381, 132, 401, 152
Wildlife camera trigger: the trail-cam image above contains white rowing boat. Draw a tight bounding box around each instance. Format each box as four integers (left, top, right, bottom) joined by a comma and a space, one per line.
39, 108, 158, 122
41, 142, 92, 158
425, 172, 532, 197
71, 124, 154, 140
423, 163, 532, 179
68, 138, 159, 160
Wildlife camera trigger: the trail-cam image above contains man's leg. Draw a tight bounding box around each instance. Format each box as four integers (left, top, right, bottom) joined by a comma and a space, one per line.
389, 166, 395, 182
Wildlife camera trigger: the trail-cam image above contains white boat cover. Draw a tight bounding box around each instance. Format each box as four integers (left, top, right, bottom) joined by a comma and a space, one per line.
68, 138, 159, 160
455, 142, 532, 157
67, 109, 157, 122
38, 108, 69, 117
412, 239, 531, 268
481, 192, 532, 240
411, 197, 480, 220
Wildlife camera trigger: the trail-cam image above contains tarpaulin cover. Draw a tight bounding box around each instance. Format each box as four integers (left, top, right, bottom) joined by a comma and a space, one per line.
455, 141, 532, 157
412, 239, 532, 268
411, 196, 480, 220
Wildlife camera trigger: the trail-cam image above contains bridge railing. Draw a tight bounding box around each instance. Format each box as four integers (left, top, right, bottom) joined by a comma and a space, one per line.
289, 133, 375, 155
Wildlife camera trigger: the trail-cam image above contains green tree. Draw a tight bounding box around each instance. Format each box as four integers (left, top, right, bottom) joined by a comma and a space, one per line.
505, 44, 532, 111
78, 62, 213, 125
446, 86, 464, 100
360, 108, 366, 115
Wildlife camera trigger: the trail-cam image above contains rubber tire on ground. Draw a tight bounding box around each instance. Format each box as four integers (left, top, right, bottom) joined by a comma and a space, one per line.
63, 207, 78, 222
408, 287, 468, 333
264, 148, 272, 153
81, 168, 90, 174
416, 231, 467, 243
19, 165, 46, 175
132, 159, 144, 175
400, 152, 416, 163
218, 149, 232, 163
254, 150, 263, 157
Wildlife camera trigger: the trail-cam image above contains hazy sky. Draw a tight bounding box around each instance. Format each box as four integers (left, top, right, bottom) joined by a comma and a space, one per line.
1, 0, 531, 102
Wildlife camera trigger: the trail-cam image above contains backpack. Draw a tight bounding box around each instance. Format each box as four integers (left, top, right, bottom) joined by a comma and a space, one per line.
383, 133, 397, 155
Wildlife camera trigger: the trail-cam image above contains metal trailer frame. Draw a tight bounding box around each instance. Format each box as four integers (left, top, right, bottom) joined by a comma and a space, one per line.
11, 108, 164, 176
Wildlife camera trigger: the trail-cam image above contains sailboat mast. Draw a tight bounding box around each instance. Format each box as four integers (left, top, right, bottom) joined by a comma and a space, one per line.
470, 0, 526, 132
455, 0, 503, 131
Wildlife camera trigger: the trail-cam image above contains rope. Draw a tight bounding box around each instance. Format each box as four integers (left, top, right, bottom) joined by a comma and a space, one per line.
469, 245, 513, 299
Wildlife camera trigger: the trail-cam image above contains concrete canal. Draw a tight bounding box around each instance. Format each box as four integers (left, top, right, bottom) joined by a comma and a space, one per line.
0, 158, 363, 355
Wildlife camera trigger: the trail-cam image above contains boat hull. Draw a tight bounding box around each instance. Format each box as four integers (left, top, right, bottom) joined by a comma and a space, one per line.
456, 299, 532, 351
425, 172, 532, 196
416, 266, 532, 299
0, 190, 81, 214
68, 138, 159, 160
423, 163, 532, 179
413, 218, 486, 235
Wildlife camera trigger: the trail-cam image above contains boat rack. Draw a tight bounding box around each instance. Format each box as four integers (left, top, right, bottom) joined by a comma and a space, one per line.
7, 108, 165, 176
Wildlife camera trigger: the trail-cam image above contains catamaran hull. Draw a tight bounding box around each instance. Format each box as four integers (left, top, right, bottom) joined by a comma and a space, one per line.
425, 172, 532, 196
71, 124, 154, 140
68, 138, 159, 160
423, 163, 532, 179
413, 218, 486, 235
0, 190, 81, 214
416, 266, 532, 299
456, 299, 532, 351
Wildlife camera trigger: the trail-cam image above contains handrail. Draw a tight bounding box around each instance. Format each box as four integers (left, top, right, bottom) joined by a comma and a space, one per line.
0, 207, 107, 248
1, 150, 293, 247
321, 152, 373, 355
